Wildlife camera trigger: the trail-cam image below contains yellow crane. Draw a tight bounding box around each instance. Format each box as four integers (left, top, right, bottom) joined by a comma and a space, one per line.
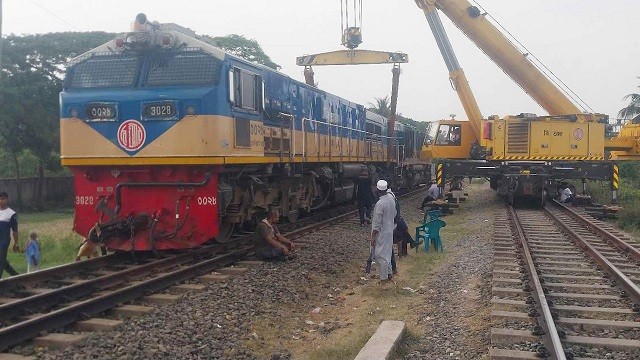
414, 0, 640, 204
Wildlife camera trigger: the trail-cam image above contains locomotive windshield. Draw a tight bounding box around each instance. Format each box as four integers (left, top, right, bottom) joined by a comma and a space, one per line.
67, 53, 139, 89
145, 49, 222, 86
66, 48, 222, 89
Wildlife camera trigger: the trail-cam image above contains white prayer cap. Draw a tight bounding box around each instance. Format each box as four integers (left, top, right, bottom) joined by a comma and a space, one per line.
376, 180, 388, 191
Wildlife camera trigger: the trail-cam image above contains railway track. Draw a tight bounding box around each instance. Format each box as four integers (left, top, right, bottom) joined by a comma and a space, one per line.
0, 186, 425, 353
490, 201, 640, 359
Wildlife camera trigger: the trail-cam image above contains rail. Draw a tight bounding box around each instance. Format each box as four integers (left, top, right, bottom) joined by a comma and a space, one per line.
552, 199, 640, 262
545, 203, 640, 305
507, 205, 566, 359
494, 204, 640, 358
0, 187, 425, 351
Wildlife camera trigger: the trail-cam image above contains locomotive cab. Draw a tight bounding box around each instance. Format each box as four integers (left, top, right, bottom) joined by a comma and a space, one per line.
421, 120, 474, 159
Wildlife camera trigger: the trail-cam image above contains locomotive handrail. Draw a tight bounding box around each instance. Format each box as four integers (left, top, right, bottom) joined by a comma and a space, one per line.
298, 116, 400, 162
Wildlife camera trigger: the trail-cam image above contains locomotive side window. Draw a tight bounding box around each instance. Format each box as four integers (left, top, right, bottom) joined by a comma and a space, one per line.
313, 97, 324, 120
235, 117, 251, 148
365, 122, 375, 139
241, 71, 256, 110
230, 67, 262, 111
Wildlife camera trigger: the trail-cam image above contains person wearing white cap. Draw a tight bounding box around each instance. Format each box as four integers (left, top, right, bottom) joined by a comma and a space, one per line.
370, 179, 396, 282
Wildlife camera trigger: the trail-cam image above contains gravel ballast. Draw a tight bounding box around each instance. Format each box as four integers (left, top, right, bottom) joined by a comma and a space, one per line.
34, 185, 501, 359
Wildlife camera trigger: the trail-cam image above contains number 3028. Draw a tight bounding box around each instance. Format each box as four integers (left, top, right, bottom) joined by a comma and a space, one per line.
75, 196, 94, 205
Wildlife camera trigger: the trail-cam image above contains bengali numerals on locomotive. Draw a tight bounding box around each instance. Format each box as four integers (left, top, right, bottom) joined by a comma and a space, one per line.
197, 196, 217, 206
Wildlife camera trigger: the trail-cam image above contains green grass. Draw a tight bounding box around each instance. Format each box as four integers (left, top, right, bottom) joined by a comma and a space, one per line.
2, 210, 82, 278
306, 332, 372, 360
576, 179, 640, 233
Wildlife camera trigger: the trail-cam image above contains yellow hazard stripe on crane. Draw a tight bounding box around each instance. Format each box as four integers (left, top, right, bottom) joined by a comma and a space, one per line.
612, 164, 619, 190
491, 156, 605, 161
436, 163, 443, 186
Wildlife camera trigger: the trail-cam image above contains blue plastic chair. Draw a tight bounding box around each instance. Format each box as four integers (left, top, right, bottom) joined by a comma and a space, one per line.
415, 219, 446, 252
422, 210, 442, 224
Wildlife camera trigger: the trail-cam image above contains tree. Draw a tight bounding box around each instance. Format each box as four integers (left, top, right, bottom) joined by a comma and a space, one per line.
618, 77, 640, 123
367, 96, 391, 117
209, 34, 280, 70
367, 96, 428, 131
1, 0, 4, 82
0, 31, 278, 208
0, 32, 114, 208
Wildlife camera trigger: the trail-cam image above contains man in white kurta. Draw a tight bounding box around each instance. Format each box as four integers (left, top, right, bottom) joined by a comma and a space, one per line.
371, 180, 397, 281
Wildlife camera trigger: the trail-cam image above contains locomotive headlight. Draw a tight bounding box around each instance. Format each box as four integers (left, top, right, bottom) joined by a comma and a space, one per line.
70, 107, 79, 118
114, 37, 125, 49
186, 105, 196, 116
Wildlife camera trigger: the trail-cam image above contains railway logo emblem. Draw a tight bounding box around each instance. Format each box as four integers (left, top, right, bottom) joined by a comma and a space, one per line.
118, 120, 146, 151
573, 128, 584, 141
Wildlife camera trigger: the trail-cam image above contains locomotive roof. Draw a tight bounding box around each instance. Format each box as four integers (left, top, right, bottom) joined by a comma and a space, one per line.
67, 19, 369, 111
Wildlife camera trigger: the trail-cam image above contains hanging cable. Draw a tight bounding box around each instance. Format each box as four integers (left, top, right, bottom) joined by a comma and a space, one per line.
340, 0, 345, 34
471, 0, 595, 113
353, 0, 358, 31
359, 0, 363, 36
30, 0, 81, 31
345, 0, 349, 28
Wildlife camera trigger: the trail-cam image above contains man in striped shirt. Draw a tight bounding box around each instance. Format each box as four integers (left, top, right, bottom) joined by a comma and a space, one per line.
0, 192, 20, 278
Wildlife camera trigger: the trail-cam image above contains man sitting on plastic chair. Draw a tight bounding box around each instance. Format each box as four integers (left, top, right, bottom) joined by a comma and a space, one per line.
415, 218, 446, 252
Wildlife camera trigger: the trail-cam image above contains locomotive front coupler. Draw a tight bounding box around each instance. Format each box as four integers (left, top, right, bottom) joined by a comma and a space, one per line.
88, 213, 151, 246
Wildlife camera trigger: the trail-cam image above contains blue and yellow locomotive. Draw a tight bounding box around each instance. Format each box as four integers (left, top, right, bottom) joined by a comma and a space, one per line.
60, 17, 428, 251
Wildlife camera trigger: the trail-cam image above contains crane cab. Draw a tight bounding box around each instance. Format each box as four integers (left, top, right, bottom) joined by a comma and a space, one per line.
421, 120, 474, 159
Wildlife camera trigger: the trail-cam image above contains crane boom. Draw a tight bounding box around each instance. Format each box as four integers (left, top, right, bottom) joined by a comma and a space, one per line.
416, 1, 483, 143
419, 0, 585, 117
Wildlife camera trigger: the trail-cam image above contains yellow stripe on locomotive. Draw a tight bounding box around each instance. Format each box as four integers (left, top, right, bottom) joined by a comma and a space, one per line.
61, 115, 394, 166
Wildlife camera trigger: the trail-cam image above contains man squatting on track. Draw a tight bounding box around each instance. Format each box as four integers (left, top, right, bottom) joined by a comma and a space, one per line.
254, 209, 296, 261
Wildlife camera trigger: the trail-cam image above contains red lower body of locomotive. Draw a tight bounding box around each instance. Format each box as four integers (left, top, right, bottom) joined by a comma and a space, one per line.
72, 166, 220, 251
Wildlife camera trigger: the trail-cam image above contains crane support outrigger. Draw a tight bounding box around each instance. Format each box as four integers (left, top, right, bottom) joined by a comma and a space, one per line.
415, 0, 640, 205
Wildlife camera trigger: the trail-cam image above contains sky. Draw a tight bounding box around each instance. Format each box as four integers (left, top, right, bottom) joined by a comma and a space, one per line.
3, 0, 639, 124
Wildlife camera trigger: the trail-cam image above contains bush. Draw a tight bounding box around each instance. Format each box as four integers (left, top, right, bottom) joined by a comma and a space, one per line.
577, 170, 640, 232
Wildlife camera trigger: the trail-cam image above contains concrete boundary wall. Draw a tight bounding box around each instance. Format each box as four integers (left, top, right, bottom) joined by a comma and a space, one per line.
0, 177, 74, 209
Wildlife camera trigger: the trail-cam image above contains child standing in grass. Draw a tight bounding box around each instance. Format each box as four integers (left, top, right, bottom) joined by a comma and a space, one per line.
25, 231, 41, 273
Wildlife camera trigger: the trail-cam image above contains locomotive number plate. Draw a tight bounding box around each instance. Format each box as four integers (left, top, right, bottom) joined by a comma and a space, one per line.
85, 103, 117, 120
143, 101, 176, 119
